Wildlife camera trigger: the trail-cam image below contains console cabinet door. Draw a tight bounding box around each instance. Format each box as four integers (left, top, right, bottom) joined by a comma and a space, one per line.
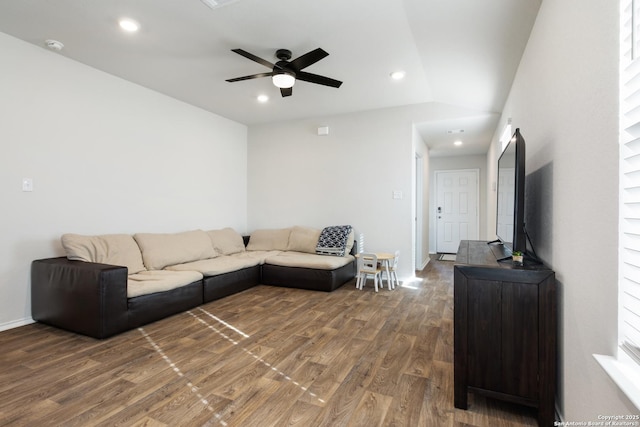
502, 281, 538, 399
467, 279, 502, 391
465, 278, 538, 399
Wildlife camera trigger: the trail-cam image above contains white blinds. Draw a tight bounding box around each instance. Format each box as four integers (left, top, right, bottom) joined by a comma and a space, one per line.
620, 0, 640, 366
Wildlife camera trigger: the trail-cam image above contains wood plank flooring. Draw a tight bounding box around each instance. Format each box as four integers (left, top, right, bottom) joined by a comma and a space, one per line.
0, 257, 538, 426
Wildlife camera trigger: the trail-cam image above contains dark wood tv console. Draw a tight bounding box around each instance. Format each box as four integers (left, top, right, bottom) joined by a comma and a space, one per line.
454, 240, 556, 427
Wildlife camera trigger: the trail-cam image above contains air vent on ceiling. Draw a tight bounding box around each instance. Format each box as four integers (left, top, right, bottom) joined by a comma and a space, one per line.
200, 0, 239, 9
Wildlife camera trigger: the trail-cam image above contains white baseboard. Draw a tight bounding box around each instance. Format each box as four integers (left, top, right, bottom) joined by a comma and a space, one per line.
418, 257, 430, 270
0, 317, 35, 332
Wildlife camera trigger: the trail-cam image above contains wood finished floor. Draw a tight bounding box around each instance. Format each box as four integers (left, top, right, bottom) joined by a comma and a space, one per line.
0, 258, 538, 427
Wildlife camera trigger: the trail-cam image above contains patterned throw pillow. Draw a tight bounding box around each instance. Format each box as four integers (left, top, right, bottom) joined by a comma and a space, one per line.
316, 225, 353, 256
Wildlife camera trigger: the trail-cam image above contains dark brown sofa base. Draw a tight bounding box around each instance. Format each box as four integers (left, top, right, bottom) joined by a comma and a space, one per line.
203, 265, 260, 302
128, 281, 203, 330
31, 257, 204, 339
31, 256, 355, 339
261, 262, 356, 292
31, 257, 130, 339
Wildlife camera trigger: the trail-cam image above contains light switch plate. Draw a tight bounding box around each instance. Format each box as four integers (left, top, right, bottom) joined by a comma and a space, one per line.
392, 190, 403, 199
22, 178, 33, 192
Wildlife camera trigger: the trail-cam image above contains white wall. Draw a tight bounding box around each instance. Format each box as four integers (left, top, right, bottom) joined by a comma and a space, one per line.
486, 120, 506, 239
247, 108, 414, 279
0, 33, 248, 329
428, 154, 488, 253
247, 103, 473, 280
487, 0, 636, 420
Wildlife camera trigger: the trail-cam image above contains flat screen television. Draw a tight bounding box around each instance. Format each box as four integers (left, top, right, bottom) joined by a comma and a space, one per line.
495, 128, 526, 254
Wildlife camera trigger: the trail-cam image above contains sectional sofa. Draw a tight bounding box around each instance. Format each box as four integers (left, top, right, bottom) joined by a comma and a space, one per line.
31, 226, 356, 339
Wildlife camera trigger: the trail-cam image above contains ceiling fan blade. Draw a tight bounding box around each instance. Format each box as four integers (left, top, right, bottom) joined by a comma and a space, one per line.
226, 72, 273, 83
296, 71, 342, 88
231, 49, 277, 69
289, 48, 329, 71
280, 87, 293, 97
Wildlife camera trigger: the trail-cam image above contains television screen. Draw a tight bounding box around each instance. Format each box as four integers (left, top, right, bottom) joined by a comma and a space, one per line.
496, 128, 526, 254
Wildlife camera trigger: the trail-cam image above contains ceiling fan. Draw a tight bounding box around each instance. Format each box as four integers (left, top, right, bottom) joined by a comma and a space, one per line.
226, 48, 343, 97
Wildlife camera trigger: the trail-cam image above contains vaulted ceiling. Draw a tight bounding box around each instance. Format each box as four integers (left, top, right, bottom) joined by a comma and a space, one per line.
0, 0, 541, 155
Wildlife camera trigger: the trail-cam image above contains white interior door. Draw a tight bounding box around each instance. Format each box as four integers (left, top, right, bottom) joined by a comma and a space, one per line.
435, 169, 479, 253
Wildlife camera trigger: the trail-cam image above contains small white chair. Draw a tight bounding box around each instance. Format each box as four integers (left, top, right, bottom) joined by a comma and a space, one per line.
356, 253, 383, 292
385, 250, 400, 289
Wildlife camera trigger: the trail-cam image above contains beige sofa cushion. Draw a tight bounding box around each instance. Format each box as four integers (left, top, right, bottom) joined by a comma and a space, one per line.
134, 230, 217, 271
166, 254, 262, 276
264, 252, 355, 270
236, 250, 282, 265
207, 228, 245, 255
127, 270, 203, 298
61, 233, 146, 274
286, 226, 321, 254
246, 228, 291, 251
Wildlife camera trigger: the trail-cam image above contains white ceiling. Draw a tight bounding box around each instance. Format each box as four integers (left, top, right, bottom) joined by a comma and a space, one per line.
0, 0, 541, 156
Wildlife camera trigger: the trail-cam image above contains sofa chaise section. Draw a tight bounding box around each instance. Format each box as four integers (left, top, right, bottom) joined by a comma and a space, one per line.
261, 261, 355, 292
248, 226, 357, 292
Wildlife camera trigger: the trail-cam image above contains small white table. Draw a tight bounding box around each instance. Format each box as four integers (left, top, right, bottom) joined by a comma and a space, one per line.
356, 252, 396, 290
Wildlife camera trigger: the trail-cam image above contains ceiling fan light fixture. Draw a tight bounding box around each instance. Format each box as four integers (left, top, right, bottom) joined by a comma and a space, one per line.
272, 72, 295, 89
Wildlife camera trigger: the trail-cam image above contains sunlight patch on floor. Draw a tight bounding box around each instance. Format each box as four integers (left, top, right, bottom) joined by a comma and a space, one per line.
399, 276, 423, 290
188, 310, 326, 404
198, 307, 250, 338
139, 327, 228, 426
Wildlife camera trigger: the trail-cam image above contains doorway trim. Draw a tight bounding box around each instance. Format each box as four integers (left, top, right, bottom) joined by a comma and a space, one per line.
415, 153, 424, 269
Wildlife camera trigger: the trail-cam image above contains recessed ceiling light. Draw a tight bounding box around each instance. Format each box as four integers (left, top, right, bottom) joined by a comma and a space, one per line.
119, 18, 140, 33
390, 71, 406, 80
257, 94, 269, 103
200, 0, 239, 9
200, 0, 220, 8
454, 140, 463, 146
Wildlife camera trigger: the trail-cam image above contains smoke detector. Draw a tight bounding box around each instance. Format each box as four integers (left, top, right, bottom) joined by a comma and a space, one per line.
45, 39, 64, 51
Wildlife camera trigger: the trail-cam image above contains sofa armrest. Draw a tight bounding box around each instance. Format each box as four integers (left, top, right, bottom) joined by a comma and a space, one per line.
31, 257, 129, 339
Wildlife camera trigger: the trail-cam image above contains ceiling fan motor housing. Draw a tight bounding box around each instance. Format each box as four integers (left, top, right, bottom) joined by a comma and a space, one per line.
274, 50, 295, 84
275, 49, 292, 61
